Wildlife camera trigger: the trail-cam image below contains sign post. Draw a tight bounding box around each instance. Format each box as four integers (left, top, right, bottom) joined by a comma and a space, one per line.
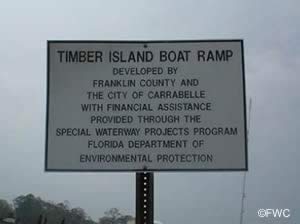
136, 172, 154, 224
46, 40, 247, 223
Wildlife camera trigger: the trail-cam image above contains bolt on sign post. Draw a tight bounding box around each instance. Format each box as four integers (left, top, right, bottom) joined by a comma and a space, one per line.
46, 40, 247, 224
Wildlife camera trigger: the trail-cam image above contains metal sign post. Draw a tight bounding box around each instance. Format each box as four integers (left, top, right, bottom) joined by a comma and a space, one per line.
136, 172, 154, 224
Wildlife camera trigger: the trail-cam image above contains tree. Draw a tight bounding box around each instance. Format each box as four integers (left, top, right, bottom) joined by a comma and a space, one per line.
13, 194, 44, 224
0, 199, 14, 220
13, 194, 97, 224
99, 208, 133, 224
104, 208, 121, 220
68, 207, 87, 224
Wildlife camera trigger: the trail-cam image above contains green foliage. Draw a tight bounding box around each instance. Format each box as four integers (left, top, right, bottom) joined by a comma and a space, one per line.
99, 208, 133, 224
1, 194, 132, 224
13, 194, 97, 224
13, 194, 44, 224
0, 199, 14, 220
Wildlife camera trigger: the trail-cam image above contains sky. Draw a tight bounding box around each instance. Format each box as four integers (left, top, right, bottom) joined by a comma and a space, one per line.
0, 0, 300, 224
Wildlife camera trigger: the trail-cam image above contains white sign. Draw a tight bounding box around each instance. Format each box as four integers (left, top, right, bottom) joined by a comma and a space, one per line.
46, 40, 247, 171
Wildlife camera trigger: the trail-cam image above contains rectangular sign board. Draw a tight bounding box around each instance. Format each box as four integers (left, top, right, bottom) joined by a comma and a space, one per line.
46, 40, 247, 171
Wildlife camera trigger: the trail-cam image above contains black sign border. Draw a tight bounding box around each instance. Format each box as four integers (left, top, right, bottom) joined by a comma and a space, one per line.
45, 40, 248, 172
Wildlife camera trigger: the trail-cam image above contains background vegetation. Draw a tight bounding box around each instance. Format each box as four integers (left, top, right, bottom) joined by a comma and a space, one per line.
0, 194, 132, 224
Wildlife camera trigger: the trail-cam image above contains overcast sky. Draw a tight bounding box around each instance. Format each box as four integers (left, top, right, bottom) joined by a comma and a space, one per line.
0, 1, 299, 223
